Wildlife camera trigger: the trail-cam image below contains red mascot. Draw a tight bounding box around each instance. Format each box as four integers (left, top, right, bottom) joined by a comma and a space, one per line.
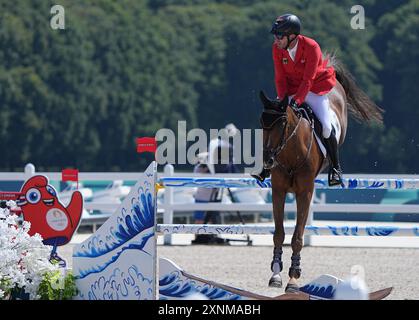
17, 175, 83, 266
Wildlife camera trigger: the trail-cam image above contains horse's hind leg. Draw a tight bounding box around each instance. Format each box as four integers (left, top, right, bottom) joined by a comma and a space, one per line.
286, 188, 313, 293
269, 190, 286, 288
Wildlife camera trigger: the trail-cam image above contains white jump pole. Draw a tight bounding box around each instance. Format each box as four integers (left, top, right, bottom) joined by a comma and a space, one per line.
157, 224, 419, 237
160, 177, 419, 190
163, 164, 174, 245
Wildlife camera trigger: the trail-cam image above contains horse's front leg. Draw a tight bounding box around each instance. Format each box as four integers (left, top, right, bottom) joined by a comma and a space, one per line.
286, 186, 314, 293
269, 189, 286, 288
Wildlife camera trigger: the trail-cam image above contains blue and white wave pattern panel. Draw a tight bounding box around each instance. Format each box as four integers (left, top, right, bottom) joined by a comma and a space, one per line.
299, 274, 342, 300
159, 272, 242, 300
159, 258, 243, 300
73, 162, 157, 300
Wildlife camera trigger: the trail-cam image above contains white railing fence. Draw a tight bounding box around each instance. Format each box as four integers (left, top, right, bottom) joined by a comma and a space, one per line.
159, 165, 419, 245
1, 163, 418, 246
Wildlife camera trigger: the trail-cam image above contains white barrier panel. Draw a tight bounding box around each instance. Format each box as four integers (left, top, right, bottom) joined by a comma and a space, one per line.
73, 162, 157, 300
160, 177, 419, 189
157, 224, 419, 237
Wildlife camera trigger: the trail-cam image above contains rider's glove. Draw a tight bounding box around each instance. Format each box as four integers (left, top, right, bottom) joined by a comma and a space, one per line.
289, 98, 299, 110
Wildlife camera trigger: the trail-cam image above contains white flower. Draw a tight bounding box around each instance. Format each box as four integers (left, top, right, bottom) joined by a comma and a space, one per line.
0, 207, 59, 300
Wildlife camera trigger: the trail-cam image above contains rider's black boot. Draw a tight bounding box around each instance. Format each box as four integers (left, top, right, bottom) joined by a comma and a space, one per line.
251, 168, 271, 182
323, 128, 343, 186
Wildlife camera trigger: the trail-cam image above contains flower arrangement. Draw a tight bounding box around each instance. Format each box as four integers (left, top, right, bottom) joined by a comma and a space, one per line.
0, 201, 77, 300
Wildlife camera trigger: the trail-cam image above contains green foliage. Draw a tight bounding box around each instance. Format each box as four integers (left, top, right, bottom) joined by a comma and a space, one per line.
37, 269, 78, 300
0, 278, 12, 299
0, 0, 416, 173
371, 0, 419, 171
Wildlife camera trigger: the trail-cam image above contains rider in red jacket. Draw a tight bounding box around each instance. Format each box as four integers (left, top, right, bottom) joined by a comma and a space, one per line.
253, 14, 343, 186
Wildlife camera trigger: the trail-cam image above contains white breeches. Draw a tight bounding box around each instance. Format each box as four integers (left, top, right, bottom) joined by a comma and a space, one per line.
290, 92, 332, 139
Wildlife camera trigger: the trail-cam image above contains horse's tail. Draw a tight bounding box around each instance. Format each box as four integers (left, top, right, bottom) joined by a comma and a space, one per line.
329, 54, 384, 124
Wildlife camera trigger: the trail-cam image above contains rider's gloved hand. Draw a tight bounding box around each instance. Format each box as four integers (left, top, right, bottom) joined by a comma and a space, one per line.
289, 98, 299, 110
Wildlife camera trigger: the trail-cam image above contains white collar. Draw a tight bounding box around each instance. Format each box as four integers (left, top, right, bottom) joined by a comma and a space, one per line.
287, 39, 299, 60
288, 39, 299, 53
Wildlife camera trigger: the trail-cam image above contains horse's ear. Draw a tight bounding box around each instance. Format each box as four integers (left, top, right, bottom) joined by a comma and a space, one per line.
259, 90, 272, 109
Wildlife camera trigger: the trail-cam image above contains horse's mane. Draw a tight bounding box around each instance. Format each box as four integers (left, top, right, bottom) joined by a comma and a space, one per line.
325, 52, 384, 124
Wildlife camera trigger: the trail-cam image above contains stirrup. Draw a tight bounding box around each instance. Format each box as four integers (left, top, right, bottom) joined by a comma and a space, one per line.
251, 173, 266, 182
328, 167, 343, 187
251, 168, 269, 182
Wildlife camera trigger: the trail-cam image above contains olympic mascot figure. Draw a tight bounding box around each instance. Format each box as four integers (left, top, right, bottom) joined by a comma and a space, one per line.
17, 175, 83, 266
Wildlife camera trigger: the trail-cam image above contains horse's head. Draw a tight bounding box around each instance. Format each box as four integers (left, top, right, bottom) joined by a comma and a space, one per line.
259, 90, 288, 170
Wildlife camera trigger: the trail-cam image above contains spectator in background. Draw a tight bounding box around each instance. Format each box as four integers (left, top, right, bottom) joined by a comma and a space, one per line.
191, 151, 221, 244
192, 151, 215, 225
192, 124, 239, 244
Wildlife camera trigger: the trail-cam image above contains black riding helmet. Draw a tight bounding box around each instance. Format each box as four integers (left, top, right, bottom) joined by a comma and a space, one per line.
270, 14, 301, 37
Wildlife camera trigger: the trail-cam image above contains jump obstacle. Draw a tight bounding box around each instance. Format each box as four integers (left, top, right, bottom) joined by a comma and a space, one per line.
160, 176, 419, 190
72, 162, 418, 300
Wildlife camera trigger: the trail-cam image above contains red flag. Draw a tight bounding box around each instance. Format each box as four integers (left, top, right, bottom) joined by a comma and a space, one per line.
136, 137, 157, 153
62, 169, 79, 189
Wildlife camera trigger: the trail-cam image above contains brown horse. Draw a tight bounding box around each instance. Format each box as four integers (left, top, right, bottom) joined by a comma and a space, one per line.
259, 56, 383, 292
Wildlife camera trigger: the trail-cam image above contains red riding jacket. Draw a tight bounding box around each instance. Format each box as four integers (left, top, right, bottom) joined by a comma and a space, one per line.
273, 35, 336, 105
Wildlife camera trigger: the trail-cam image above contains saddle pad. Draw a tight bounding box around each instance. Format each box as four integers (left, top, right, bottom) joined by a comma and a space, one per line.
314, 132, 327, 158
314, 109, 341, 159
330, 109, 342, 142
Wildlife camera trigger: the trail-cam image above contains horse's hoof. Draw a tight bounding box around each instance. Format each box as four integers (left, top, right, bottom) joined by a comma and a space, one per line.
285, 283, 300, 293
288, 266, 301, 279
268, 274, 283, 288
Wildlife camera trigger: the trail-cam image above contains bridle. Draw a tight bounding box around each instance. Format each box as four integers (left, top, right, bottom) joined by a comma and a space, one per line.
261, 107, 314, 177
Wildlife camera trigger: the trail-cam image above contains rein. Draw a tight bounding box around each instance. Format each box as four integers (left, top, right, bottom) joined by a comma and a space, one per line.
263, 109, 314, 177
